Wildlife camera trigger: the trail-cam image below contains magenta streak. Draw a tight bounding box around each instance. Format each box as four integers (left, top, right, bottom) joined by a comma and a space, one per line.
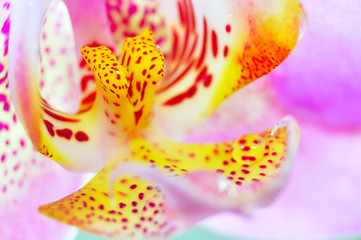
1, 17, 10, 34
0, 72, 8, 85
0, 94, 10, 111
0, 122, 9, 131
3, 2, 10, 10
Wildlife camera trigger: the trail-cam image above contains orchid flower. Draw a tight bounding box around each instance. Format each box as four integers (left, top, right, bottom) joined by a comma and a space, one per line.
2, 0, 302, 239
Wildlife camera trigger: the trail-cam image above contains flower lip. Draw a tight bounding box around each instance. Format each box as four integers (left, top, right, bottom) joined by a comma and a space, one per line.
39, 112, 299, 238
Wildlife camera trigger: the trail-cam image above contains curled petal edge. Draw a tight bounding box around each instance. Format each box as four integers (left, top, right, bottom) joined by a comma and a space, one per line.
38, 116, 299, 238
108, 116, 299, 229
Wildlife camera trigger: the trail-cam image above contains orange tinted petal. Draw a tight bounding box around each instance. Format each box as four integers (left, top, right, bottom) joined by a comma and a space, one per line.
153, 0, 302, 137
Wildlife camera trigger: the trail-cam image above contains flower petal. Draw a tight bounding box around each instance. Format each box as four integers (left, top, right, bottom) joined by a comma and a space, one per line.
63, 0, 116, 58
63, 0, 118, 108
81, 45, 134, 132
39, 116, 299, 238
39, 0, 81, 113
129, 116, 299, 199
1, 1, 81, 239
8, 0, 119, 172
40, 167, 179, 238
80, 28, 165, 132
152, 0, 302, 138
8, 0, 50, 147
200, 120, 361, 239
106, 0, 168, 46
118, 29, 165, 129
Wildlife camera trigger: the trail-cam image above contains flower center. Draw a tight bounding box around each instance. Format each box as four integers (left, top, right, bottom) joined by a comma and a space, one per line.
81, 29, 164, 133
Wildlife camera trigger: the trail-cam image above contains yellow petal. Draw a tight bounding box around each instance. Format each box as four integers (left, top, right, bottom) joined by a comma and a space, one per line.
153, 0, 302, 137
130, 119, 298, 186
119, 29, 165, 129
81, 45, 135, 132
39, 117, 299, 238
8, 20, 165, 172
39, 166, 177, 238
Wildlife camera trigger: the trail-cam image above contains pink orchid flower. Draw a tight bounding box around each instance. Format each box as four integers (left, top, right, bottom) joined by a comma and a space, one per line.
196, 0, 361, 239
2, 0, 303, 239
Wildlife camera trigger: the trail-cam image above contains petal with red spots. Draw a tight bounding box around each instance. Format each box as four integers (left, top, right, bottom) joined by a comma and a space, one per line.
39, 117, 299, 238
80, 29, 165, 131
8, 0, 125, 172
39, 167, 178, 238
128, 116, 299, 191
152, 0, 302, 138
81, 45, 135, 132
106, 0, 168, 48
1, 1, 81, 239
40, 0, 81, 113
118, 29, 165, 128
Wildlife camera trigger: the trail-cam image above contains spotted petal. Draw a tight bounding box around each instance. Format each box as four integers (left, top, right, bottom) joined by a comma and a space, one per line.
7, 0, 114, 172
39, 0, 80, 113
106, 0, 168, 47
104, 0, 302, 138
0, 1, 82, 239
118, 29, 165, 129
150, 0, 302, 138
39, 116, 299, 238
8, 1, 166, 172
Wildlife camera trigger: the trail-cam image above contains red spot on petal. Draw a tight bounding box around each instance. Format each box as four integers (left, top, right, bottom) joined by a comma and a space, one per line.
241, 169, 250, 174
56, 129, 73, 140
226, 24, 231, 33
134, 106, 144, 125
211, 30, 218, 58
44, 120, 55, 137
75, 131, 89, 142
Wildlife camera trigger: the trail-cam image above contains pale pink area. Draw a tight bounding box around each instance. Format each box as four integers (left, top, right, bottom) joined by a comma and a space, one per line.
63, 0, 116, 58
40, 0, 81, 113
271, 0, 361, 128
0, 155, 82, 240
62, 0, 117, 102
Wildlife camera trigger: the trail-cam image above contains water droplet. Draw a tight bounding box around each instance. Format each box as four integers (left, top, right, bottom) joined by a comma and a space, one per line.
156, 45, 161, 52
228, 10, 233, 18
298, 4, 308, 41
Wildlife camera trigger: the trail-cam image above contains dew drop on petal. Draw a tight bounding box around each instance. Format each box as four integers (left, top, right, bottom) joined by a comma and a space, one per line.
156, 44, 162, 52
